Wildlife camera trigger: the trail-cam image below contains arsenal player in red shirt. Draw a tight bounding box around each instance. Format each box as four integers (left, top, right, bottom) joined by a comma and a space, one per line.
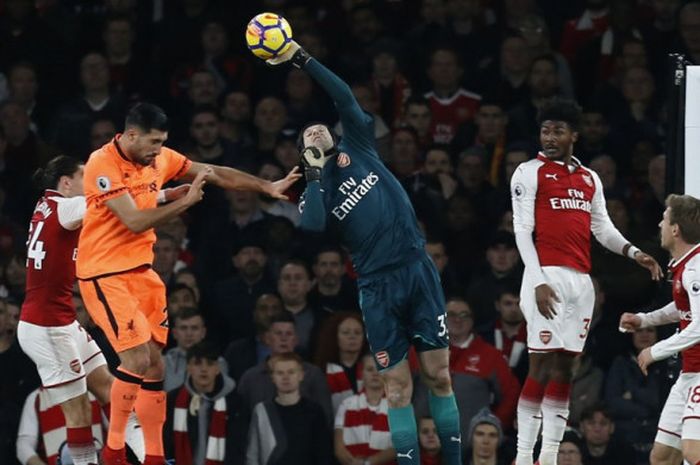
620, 194, 700, 465
509, 98, 662, 465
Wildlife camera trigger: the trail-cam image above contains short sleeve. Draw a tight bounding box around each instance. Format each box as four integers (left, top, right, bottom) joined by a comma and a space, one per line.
160, 148, 192, 183
56, 196, 86, 230
84, 154, 128, 204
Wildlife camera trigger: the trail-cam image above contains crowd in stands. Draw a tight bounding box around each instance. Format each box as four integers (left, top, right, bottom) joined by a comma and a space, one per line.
0, 0, 692, 464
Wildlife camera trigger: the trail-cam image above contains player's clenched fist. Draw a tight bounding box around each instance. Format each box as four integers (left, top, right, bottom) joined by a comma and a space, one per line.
619, 312, 642, 332
535, 283, 560, 320
183, 167, 210, 206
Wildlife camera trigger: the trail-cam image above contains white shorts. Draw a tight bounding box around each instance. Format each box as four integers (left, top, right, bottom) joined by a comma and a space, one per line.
18, 320, 106, 406
656, 372, 700, 449
520, 266, 594, 353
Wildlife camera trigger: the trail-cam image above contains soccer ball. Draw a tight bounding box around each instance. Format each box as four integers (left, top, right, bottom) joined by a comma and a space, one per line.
245, 13, 293, 60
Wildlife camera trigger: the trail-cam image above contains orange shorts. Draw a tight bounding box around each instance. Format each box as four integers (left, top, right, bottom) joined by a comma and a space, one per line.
79, 267, 168, 353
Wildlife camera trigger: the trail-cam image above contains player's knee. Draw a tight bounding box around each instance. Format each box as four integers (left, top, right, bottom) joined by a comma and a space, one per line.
60, 393, 92, 427
120, 345, 151, 375
384, 377, 412, 408
426, 365, 452, 394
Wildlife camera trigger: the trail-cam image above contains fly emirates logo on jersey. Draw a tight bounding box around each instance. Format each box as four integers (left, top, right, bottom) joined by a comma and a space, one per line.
331, 172, 379, 220
549, 188, 592, 212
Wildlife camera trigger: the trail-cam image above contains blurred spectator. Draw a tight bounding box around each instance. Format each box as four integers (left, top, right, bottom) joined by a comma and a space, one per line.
479, 35, 531, 108
5, 62, 49, 135
454, 100, 510, 187
403, 97, 434, 149
187, 105, 250, 168
333, 352, 394, 465
480, 286, 527, 384
88, 118, 117, 151
424, 47, 481, 144
277, 259, 320, 356
164, 308, 228, 392
559, 0, 609, 62
516, 14, 575, 99
219, 90, 254, 147
164, 342, 248, 465
167, 283, 198, 318
577, 106, 614, 166
632, 154, 666, 239
389, 127, 421, 181
207, 235, 275, 344
153, 233, 180, 288
308, 246, 359, 314
447, 298, 520, 438
404, 145, 457, 230
285, 68, 330, 128
419, 416, 442, 465
313, 312, 367, 413
156, 215, 193, 271
101, 14, 147, 101
425, 236, 464, 298
569, 352, 604, 427
370, 39, 412, 128
465, 408, 511, 465
466, 231, 522, 330
49, 52, 125, 159
588, 155, 620, 193
253, 96, 288, 159
0, 100, 52, 223
224, 293, 284, 384
605, 327, 677, 463
578, 404, 635, 465
0, 298, 40, 465
247, 352, 332, 465
508, 54, 561, 142
16, 388, 105, 465
237, 312, 333, 424
558, 432, 585, 465
174, 268, 201, 304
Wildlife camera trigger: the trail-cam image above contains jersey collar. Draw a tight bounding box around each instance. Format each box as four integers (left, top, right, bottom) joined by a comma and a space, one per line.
537, 152, 582, 172
669, 243, 700, 272
44, 189, 63, 198
112, 134, 133, 164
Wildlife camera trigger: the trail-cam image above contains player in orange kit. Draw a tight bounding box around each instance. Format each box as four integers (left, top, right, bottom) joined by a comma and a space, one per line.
76, 102, 300, 465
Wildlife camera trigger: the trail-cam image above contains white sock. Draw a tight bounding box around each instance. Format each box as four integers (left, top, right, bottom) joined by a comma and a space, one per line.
515, 398, 543, 465
538, 395, 570, 465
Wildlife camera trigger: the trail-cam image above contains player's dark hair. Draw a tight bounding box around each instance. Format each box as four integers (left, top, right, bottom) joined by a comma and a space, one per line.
280, 258, 312, 279
125, 102, 168, 132
186, 341, 220, 362
269, 310, 296, 327
190, 104, 220, 125
314, 244, 345, 264
173, 306, 203, 324
580, 402, 613, 423
32, 155, 82, 190
530, 53, 559, 74
536, 97, 582, 132
666, 194, 700, 244
296, 121, 339, 151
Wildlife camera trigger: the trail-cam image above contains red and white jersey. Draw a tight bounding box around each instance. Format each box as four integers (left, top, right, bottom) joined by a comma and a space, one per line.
334, 392, 392, 458
650, 244, 700, 372
21, 190, 85, 326
424, 88, 481, 144
511, 153, 614, 273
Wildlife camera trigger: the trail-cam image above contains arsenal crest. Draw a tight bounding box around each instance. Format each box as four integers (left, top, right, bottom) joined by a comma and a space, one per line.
70, 359, 81, 374
337, 152, 351, 168
581, 174, 593, 187
539, 330, 552, 345
375, 350, 390, 368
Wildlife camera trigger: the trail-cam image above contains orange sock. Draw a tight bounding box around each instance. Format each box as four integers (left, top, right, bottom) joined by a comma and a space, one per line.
134, 379, 166, 459
107, 368, 142, 450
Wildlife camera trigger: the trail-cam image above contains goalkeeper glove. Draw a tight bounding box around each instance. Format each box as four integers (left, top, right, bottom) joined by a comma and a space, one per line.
301, 146, 328, 181
266, 40, 311, 69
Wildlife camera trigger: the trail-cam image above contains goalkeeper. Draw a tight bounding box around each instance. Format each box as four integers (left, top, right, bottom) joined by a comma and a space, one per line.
266, 41, 462, 465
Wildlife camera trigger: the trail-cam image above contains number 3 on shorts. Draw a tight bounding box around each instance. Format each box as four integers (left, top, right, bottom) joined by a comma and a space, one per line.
437, 314, 447, 337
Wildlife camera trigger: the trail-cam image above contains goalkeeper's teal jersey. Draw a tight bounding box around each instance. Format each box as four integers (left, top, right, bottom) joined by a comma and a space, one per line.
299, 59, 425, 276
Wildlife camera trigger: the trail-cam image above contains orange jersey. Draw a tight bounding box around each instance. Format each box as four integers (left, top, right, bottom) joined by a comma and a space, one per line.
76, 137, 191, 279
